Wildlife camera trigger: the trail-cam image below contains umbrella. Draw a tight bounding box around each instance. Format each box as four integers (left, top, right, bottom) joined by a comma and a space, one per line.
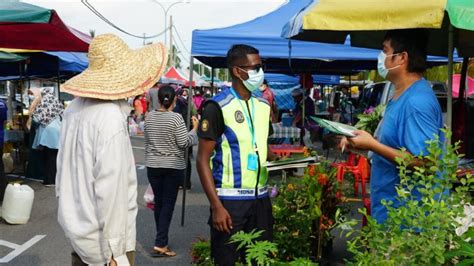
0, 51, 28, 63
282, 0, 474, 131
0, 2, 90, 52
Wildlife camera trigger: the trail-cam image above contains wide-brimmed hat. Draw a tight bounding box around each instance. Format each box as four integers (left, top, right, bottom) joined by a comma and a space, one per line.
61, 34, 167, 100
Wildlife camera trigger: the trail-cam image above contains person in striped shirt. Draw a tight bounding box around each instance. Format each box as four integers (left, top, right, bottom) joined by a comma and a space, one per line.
144, 85, 198, 257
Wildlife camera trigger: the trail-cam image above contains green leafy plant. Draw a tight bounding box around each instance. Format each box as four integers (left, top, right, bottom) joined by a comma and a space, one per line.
190, 237, 212, 265
354, 104, 386, 134
272, 160, 346, 261
337, 129, 474, 265
229, 230, 317, 266
229, 230, 277, 266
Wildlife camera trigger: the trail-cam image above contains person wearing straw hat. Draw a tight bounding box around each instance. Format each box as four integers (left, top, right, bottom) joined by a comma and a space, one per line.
56, 33, 167, 266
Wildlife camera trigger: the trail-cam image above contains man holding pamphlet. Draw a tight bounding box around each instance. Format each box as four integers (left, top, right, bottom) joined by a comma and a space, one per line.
336, 30, 443, 224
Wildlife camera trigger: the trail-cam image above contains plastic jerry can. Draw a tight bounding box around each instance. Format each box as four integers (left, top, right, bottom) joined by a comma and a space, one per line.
1, 183, 35, 224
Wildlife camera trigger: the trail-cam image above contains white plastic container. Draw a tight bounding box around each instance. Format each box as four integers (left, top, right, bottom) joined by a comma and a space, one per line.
1, 183, 35, 224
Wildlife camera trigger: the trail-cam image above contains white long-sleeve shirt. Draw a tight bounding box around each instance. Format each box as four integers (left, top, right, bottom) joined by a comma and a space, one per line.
56, 97, 137, 266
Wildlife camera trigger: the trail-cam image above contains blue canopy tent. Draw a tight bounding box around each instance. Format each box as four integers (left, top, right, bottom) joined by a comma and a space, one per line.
0, 51, 87, 77
257, 73, 340, 110
191, 0, 384, 73
191, 0, 452, 75
45, 51, 88, 73
0, 51, 88, 102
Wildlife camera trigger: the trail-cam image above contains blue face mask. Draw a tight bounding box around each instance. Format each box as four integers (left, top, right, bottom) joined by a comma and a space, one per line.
239, 67, 264, 92
377, 51, 401, 79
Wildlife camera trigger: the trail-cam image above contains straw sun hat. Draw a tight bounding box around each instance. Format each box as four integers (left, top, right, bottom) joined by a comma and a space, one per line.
62, 34, 167, 100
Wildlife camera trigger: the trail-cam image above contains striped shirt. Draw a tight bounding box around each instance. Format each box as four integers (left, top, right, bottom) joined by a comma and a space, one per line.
145, 110, 197, 169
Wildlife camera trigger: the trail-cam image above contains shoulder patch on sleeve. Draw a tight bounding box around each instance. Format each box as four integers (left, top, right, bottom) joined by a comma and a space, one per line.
201, 119, 209, 132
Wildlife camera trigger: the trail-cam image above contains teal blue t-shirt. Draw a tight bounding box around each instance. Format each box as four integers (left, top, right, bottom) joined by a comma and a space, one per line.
371, 78, 443, 224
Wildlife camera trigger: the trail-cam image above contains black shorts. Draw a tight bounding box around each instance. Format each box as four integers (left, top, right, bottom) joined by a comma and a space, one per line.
209, 197, 273, 266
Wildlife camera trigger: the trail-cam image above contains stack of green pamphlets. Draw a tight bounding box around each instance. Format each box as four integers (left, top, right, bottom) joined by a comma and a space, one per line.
311, 117, 357, 137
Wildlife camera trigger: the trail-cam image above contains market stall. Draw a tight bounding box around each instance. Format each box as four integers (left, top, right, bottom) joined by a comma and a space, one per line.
0, 2, 90, 52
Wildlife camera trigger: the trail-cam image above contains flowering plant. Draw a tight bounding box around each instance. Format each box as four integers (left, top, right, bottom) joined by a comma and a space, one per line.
190, 237, 212, 265
354, 104, 386, 135
272, 158, 347, 261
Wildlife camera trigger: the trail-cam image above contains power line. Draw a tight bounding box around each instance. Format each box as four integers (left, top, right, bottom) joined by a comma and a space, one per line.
81, 0, 168, 40
172, 25, 191, 55
169, 27, 192, 66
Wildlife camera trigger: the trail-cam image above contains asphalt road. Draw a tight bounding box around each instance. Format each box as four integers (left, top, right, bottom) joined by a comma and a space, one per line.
0, 136, 354, 265
0, 137, 209, 265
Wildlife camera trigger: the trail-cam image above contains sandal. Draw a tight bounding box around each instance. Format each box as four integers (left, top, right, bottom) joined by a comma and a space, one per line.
151, 246, 176, 257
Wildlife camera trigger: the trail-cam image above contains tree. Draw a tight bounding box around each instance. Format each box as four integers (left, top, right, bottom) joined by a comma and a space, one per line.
218, 69, 229, 82
89, 29, 95, 38
193, 63, 211, 77
168, 44, 181, 69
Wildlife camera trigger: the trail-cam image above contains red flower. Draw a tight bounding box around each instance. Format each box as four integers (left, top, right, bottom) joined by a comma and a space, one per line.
308, 165, 316, 177
317, 173, 329, 186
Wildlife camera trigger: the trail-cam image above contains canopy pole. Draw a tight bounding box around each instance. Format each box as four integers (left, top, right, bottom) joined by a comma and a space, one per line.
211, 67, 215, 95
181, 56, 194, 227
57, 58, 61, 101
459, 58, 469, 101
446, 24, 454, 143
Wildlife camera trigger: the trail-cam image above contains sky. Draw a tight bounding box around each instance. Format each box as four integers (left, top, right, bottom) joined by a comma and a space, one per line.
21, 0, 287, 65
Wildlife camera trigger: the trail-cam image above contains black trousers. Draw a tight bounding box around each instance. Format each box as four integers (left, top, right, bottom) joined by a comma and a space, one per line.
210, 197, 273, 266
147, 167, 183, 247
42, 147, 58, 185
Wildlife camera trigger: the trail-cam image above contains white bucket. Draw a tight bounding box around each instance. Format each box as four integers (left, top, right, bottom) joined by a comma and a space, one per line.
1, 183, 35, 224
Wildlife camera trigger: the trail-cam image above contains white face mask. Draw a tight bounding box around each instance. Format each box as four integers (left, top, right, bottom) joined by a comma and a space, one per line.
239, 67, 265, 92
28, 95, 35, 102
377, 51, 401, 79
259, 85, 267, 92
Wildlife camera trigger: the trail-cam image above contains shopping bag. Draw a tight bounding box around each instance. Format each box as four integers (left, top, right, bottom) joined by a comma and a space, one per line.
3, 153, 14, 173
144, 184, 154, 210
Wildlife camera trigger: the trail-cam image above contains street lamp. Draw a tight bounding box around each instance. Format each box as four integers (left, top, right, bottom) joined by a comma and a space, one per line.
151, 0, 190, 45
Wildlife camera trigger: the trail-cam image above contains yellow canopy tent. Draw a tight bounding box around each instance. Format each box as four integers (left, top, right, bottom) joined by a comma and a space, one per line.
282, 0, 474, 132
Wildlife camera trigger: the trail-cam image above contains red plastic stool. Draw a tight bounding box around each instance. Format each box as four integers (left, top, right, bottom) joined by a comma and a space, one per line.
331, 153, 370, 198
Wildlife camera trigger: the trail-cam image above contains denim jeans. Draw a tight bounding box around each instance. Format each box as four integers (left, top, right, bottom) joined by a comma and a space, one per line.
147, 167, 183, 247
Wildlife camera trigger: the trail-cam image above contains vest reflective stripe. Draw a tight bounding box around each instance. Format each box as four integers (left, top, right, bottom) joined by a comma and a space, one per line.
223, 126, 242, 187
210, 89, 270, 195
216, 186, 269, 200
212, 137, 223, 187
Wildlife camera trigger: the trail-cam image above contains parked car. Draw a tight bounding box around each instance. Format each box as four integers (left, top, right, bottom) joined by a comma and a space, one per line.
358, 81, 448, 112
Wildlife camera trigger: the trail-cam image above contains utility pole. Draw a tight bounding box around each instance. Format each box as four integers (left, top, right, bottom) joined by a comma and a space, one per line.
169, 15, 174, 67
143, 33, 146, 46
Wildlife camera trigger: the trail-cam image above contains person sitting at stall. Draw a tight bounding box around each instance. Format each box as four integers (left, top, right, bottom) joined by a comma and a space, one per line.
292, 88, 317, 145
291, 88, 315, 128
260, 79, 278, 123
339, 86, 355, 125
